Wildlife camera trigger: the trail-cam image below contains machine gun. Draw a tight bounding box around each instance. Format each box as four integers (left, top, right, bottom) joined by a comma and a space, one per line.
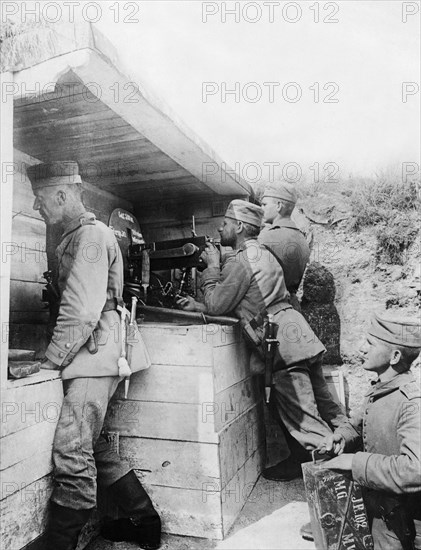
108, 208, 221, 311
126, 234, 208, 307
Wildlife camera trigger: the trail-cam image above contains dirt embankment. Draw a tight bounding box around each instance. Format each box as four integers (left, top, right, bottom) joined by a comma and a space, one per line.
293, 186, 420, 415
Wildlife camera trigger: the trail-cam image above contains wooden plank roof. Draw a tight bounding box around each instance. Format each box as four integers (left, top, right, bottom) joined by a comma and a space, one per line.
7, 22, 252, 204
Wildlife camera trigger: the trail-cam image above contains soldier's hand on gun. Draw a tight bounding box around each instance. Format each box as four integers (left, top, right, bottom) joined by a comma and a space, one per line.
321, 433, 346, 456
176, 295, 206, 314
201, 242, 221, 269
176, 295, 197, 311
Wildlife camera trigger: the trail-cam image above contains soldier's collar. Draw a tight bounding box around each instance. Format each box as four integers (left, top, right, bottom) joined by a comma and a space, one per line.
236, 238, 259, 253
62, 212, 96, 238
270, 218, 298, 230
365, 371, 414, 397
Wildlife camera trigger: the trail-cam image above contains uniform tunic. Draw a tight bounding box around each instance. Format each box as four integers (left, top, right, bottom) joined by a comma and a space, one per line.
45, 212, 123, 378
336, 371, 421, 549
48, 213, 131, 509
259, 219, 310, 293
200, 239, 345, 455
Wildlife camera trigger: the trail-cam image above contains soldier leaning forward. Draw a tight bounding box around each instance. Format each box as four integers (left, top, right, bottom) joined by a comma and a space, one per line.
177, 199, 346, 482
28, 161, 160, 550
321, 313, 421, 550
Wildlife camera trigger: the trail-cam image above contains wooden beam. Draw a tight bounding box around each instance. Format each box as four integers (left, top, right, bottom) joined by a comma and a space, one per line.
1, 72, 14, 389
12, 45, 252, 198
71, 52, 250, 196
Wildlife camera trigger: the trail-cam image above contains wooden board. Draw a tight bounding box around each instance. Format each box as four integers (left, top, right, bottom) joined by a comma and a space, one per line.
0, 475, 53, 550
221, 446, 265, 537
113, 364, 214, 404
9, 280, 44, 312
12, 178, 43, 221
119, 437, 219, 490
218, 404, 265, 487
213, 341, 250, 393
140, 325, 213, 367
8, 322, 49, 358
0, 450, 53, 500
1, 420, 57, 471
0, 378, 63, 437
214, 375, 262, 432
10, 247, 48, 283
323, 365, 346, 407
12, 41, 251, 207
11, 215, 46, 251
1, 71, 15, 388
139, 478, 223, 539
104, 400, 219, 444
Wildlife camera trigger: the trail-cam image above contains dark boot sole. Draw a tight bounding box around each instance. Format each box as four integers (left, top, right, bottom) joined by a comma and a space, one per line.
262, 470, 302, 482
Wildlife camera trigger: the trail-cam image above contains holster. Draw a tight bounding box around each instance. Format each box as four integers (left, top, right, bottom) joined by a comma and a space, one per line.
365, 491, 415, 550
87, 297, 126, 355
242, 318, 265, 360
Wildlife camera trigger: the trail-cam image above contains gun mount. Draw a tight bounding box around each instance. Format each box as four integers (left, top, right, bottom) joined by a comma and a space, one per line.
108, 208, 216, 310
126, 235, 209, 308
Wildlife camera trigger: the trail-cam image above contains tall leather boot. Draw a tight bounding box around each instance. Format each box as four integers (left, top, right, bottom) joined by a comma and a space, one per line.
101, 470, 161, 549
45, 502, 93, 550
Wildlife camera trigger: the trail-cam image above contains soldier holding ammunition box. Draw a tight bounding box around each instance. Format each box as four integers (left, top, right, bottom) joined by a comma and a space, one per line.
318, 313, 421, 550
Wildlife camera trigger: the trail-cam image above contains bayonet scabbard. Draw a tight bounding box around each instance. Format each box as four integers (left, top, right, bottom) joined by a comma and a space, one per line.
264, 314, 278, 403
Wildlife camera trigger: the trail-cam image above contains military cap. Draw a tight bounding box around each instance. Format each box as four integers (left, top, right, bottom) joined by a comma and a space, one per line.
368, 312, 421, 348
225, 200, 263, 228
262, 181, 298, 204
27, 161, 82, 190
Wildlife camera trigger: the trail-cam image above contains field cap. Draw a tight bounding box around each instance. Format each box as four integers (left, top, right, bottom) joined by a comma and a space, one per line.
27, 161, 82, 190
368, 312, 421, 348
263, 181, 298, 205
225, 200, 263, 228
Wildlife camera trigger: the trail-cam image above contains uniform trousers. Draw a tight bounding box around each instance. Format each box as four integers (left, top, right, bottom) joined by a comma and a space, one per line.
370, 517, 421, 550
271, 356, 346, 455
51, 376, 131, 510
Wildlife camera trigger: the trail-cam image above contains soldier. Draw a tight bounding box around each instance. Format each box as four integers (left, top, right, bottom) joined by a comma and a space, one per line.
317, 313, 421, 550
177, 199, 346, 481
28, 161, 161, 550
259, 181, 314, 471
259, 181, 310, 311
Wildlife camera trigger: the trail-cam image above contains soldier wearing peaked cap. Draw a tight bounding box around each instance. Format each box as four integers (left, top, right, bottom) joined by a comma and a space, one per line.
259, 182, 316, 470
28, 162, 161, 550
259, 181, 310, 310
178, 199, 346, 481
319, 313, 421, 550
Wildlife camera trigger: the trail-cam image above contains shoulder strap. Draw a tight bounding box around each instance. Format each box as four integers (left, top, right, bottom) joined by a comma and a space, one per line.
400, 383, 421, 400
261, 243, 287, 273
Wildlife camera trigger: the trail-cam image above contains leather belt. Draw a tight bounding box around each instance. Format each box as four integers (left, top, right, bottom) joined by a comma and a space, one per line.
102, 297, 124, 312
249, 301, 292, 331
267, 301, 292, 316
